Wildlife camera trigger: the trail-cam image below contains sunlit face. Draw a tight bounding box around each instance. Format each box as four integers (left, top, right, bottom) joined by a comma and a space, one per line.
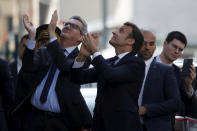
163, 39, 185, 62
61, 19, 83, 43
37, 39, 49, 48
109, 25, 133, 47
138, 31, 156, 60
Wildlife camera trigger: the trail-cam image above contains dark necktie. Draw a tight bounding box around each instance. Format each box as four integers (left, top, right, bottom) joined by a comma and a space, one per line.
40, 63, 57, 103
111, 56, 119, 66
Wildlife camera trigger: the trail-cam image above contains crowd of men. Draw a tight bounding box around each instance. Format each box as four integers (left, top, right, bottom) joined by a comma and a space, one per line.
0, 10, 197, 131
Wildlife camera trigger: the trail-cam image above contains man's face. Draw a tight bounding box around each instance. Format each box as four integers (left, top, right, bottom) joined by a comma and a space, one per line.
109, 25, 133, 47
163, 38, 185, 62
61, 19, 83, 43
138, 31, 156, 60
37, 39, 49, 48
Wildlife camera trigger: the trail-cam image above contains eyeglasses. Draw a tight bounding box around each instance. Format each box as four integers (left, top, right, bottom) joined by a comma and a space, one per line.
170, 43, 184, 52
63, 22, 82, 34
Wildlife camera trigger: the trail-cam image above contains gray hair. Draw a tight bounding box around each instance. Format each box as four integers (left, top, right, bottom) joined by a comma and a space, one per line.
70, 16, 87, 35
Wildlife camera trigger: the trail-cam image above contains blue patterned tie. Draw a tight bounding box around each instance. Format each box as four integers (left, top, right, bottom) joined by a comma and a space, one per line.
40, 63, 57, 103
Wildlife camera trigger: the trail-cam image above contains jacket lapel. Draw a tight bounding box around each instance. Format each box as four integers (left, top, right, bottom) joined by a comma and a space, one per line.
67, 47, 79, 59
115, 52, 134, 66
142, 59, 160, 104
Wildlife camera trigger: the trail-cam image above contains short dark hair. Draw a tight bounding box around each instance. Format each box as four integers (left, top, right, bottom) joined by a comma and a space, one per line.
35, 24, 61, 42
20, 34, 29, 44
70, 16, 87, 35
165, 31, 187, 47
124, 22, 144, 55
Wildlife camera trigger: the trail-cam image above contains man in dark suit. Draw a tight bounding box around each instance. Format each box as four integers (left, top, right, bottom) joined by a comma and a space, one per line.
157, 31, 196, 130
0, 58, 13, 131
137, 30, 182, 131
184, 67, 197, 119
9, 34, 28, 131
10, 34, 29, 79
14, 11, 92, 131
48, 11, 145, 131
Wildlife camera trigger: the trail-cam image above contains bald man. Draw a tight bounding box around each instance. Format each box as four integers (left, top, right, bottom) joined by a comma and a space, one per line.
137, 30, 182, 131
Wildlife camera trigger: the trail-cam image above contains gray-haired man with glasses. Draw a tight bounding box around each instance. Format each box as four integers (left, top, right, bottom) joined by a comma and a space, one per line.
15, 10, 92, 131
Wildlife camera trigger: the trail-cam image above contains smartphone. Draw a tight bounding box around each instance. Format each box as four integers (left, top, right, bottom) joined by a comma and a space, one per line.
182, 58, 193, 77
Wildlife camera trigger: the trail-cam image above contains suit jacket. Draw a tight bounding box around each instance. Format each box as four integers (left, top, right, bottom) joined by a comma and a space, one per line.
9, 60, 18, 102
15, 40, 92, 130
180, 67, 197, 118
0, 58, 14, 131
141, 59, 182, 131
67, 53, 145, 131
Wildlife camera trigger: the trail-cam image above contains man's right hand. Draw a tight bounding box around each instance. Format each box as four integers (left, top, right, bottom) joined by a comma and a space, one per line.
48, 10, 58, 38
80, 44, 91, 57
23, 14, 36, 40
76, 44, 91, 62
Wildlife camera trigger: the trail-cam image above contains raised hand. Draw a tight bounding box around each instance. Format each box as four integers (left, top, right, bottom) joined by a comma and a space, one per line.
138, 106, 147, 115
82, 33, 99, 55
49, 10, 58, 38
184, 65, 196, 93
23, 14, 36, 40
79, 43, 91, 57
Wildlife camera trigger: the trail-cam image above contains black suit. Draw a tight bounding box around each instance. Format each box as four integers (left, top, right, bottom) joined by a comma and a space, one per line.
141, 59, 182, 131
14, 40, 92, 131
47, 41, 145, 131
0, 58, 13, 131
169, 64, 196, 130
75, 54, 145, 131
180, 67, 197, 119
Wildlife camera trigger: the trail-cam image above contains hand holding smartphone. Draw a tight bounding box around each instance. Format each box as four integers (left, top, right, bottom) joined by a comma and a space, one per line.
182, 58, 193, 77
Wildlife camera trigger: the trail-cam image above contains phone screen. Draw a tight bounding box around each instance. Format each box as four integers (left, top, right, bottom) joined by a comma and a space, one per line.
182, 58, 193, 77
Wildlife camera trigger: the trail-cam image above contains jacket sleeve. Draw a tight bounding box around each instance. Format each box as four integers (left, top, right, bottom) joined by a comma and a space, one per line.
47, 40, 90, 72
22, 47, 49, 73
91, 55, 145, 84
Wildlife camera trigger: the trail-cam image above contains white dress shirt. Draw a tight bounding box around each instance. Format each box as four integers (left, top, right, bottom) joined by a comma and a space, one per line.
138, 57, 154, 107
26, 38, 76, 112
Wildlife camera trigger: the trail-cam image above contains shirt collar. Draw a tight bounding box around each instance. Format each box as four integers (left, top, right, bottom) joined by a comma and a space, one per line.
65, 46, 77, 55
17, 57, 22, 66
117, 52, 130, 60
145, 56, 154, 66
155, 55, 172, 66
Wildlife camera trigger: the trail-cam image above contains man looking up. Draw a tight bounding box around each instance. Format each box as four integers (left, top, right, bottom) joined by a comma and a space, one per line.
14, 11, 92, 131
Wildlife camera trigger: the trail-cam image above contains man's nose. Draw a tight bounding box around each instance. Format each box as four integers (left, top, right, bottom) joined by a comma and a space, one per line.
144, 44, 151, 50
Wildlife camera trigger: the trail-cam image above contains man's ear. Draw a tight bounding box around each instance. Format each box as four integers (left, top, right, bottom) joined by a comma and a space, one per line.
77, 35, 83, 43
163, 41, 168, 47
127, 38, 135, 46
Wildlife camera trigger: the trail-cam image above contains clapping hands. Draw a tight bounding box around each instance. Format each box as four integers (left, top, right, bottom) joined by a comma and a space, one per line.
80, 33, 99, 55
23, 14, 36, 40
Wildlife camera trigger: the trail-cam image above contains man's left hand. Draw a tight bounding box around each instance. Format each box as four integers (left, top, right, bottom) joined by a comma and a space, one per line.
139, 106, 147, 116
49, 10, 58, 38
184, 65, 196, 93
82, 33, 99, 55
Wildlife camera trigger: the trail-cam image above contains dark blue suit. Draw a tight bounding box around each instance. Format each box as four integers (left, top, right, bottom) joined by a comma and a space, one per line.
141, 59, 182, 131
0, 59, 13, 131
72, 53, 145, 131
